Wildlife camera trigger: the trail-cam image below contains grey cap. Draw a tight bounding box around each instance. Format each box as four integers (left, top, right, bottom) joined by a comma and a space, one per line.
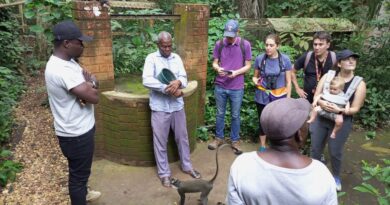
260, 98, 310, 140
53, 20, 93, 42
223, 19, 239, 38
337, 49, 360, 61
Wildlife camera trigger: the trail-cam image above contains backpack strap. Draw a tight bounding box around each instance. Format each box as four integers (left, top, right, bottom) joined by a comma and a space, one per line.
304, 51, 337, 71
240, 38, 246, 66
303, 51, 313, 72
344, 76, 363, 100
218, 38, 246, 66
217, 39, 224, 66
330, 51, 337, 69
322, 70, 336, 94
259, 51, 284, 75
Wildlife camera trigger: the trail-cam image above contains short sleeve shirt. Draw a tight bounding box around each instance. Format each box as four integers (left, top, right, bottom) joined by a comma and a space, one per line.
253, 53, 292, 105
294, 52, 335, 102
213, 37, 252, 90
45, 55, 95, 137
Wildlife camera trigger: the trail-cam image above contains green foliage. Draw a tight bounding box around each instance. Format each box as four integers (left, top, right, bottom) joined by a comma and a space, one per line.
265, 0, 357, 19
0, 149, 22, 187
196, 126, 209, 141
0, 10, 24, 71
111, 10, 173, 75
23, 0, 72, 67
24, 0, 72, 42
280, 32, 313, 52
0, 8, 26, 143
209, 0, 237, 17
156, 0, 209, 14
0, 67, 25, 143
353, 159, 390, 205
352, 23, 390, 129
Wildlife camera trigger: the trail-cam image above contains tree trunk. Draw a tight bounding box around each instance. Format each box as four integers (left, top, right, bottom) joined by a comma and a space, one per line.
237, 0, 267, 19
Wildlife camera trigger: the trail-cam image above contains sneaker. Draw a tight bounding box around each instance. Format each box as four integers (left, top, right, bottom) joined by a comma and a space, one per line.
231, 141, 243, 155
258, 146, 266, 152
334, 176, 342, 192
86, 188, 101, 202
208, 138, 224, 150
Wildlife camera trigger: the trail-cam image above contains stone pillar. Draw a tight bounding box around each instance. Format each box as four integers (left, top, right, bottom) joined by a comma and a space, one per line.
174, 4, 209, 126
72, 1, 114, 155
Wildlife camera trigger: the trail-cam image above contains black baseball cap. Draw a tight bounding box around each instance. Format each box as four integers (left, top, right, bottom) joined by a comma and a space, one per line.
337, 49, 360, 61
53, 20, 93, 42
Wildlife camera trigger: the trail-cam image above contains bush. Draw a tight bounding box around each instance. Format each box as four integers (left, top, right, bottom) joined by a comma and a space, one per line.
353, 159, 390, 205
0, 149, 22, 187
0, 2, 25, 188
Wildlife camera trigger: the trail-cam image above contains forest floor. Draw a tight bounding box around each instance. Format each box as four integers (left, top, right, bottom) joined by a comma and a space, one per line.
0, 71, 389, 205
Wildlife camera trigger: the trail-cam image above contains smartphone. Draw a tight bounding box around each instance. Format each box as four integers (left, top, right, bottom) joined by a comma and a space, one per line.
222, 70, 233, 75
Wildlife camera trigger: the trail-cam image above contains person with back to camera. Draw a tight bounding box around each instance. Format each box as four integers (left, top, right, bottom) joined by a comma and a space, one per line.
291, 31, 337, 148
45, 20, 101, 204
310, 49, 366, 192
252, 33, 292, 152
208, 19, 252, 155
227, 98, 337, 205
307, 76, 350, 139
142, 31, 201, 188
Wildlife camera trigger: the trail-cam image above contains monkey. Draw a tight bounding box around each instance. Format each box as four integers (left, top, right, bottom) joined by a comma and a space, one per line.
170, 144, 230, 205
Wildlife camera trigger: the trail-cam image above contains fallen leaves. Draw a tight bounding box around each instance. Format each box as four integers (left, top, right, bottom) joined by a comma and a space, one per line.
0, 71, 70, 205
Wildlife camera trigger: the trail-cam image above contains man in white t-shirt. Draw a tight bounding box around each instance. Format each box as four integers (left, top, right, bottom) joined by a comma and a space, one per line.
45, 20, 100, 205
227, 98, 337, 205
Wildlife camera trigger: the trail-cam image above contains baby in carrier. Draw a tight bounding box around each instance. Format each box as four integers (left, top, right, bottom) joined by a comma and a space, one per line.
307, 76, 350, 138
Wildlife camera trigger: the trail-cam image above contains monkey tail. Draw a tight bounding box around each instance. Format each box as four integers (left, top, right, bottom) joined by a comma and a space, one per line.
209, 143, 229, 183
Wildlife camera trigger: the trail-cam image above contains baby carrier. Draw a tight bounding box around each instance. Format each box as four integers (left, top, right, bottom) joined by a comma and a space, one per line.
322, 70, 363, 104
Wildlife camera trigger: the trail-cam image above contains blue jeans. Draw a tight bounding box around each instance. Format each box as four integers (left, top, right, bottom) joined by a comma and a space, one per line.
214, 85, 244, 142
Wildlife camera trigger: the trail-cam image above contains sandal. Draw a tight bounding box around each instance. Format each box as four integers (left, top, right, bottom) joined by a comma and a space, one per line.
183, 169, 201, 179
161, 176, 171, 188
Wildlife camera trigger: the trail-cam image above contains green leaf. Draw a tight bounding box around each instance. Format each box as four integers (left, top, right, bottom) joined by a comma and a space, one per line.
29, 25, 45, 34
354, 183, 380, 196
0, 150, 11, 158
24, 10, 36, 19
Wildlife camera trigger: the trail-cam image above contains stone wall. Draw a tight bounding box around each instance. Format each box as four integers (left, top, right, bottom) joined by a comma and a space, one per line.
174, 4, 209, 126
71, 1, 209, 166
72, 1, 114, 155
100, 82, 198, 166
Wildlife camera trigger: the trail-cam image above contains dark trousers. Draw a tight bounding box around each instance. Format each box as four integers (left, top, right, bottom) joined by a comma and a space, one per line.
57, 126, 95, 205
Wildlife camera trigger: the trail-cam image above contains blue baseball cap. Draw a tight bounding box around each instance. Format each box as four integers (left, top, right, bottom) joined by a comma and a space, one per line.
337, 49, 360, 61
223, 19, 239, 38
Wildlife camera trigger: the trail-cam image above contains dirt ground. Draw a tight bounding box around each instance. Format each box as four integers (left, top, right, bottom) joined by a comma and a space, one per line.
1, 73, 389, 205
88, 132, 390, 205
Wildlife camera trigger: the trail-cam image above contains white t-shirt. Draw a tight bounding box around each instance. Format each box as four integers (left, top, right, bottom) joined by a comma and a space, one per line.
45, 55, 95, 137
227, 151, 337, 205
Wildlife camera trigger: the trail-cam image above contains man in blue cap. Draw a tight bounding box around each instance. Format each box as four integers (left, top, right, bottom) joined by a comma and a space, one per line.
45, 20, 101, 204
208, 19, 252, 155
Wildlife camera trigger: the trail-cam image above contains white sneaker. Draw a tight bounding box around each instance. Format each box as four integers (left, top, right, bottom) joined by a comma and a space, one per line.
86, 189, 101, 202
334, 176, 342, 192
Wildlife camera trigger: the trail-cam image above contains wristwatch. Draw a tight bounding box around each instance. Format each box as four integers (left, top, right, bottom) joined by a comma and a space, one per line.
91, 80, 98, 89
